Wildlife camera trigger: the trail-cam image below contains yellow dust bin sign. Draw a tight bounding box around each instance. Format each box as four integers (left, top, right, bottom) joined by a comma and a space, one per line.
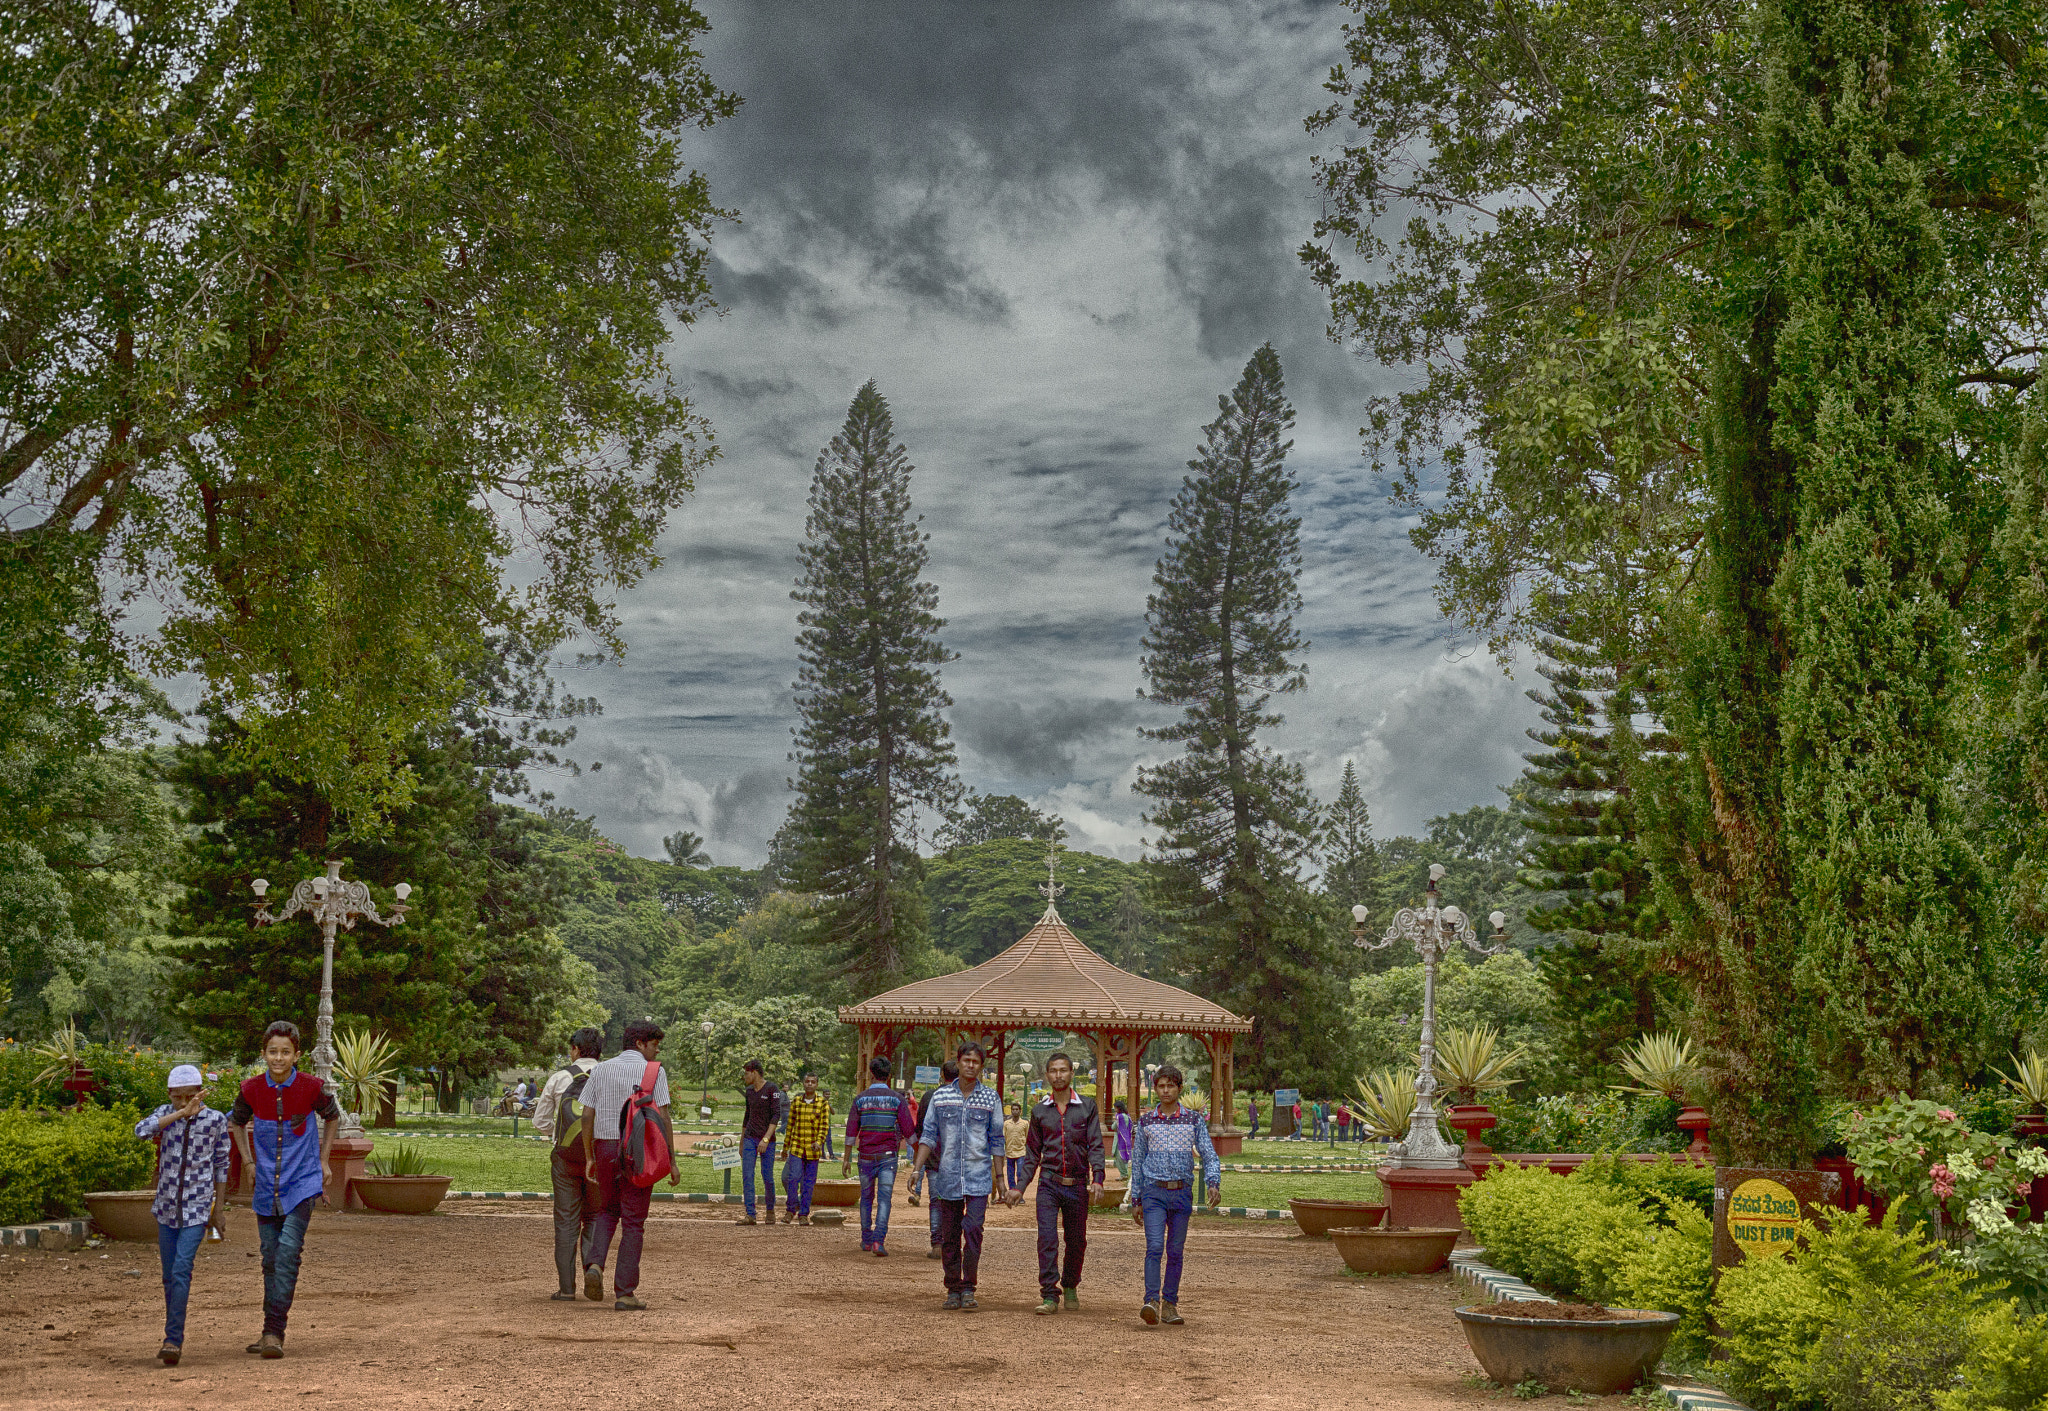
1727, 1177, 1801, 1257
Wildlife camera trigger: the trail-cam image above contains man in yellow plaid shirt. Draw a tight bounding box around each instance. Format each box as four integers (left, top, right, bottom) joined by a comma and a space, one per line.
782, 1073, 832, 1225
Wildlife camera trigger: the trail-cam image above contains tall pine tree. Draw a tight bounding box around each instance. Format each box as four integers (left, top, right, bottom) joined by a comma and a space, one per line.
1135, 344, 1353, 1090
1514, 622, 1672, 1080
1321, 760, 1378, 908
788, 382, 961, 991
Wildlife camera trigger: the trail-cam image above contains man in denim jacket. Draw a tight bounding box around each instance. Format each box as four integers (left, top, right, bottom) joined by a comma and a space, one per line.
912, 1041, 1008, 1310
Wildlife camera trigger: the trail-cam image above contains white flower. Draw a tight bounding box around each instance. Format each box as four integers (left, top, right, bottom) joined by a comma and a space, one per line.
2014, 1146, 2048, 1178
1966, 1198, 2016, 1238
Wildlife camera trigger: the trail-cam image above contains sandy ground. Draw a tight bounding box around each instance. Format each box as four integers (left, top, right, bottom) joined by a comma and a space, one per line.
0, 1190, 1524, 1411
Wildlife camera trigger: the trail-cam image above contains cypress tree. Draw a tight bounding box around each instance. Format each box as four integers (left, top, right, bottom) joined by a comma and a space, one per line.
1135, 344, 1352, 1090
1322, 760, 1378, 910
788, 382, 961, 991
1515, 622, 1671, 1077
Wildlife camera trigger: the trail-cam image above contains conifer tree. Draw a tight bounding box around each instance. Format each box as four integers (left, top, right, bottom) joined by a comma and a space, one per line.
788, 382, 961, 991
1514, 622, 1672, 1077
1135, 344, 1352, 1090
1321, 761, 1378, 911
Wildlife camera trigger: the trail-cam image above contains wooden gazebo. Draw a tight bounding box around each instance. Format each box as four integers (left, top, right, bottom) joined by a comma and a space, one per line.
838, 881, 1253, 1149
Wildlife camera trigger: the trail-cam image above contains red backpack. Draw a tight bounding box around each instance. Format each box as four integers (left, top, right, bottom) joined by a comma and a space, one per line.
619, 1060, 674, 1188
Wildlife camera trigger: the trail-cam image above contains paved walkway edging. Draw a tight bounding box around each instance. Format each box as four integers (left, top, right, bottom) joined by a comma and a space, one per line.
0, 1219, 91, 1250
1447, 1250, 1753, 1411
444, 1191, 1298, 1222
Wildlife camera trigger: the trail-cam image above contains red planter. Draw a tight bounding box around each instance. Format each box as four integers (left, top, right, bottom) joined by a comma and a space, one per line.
1675, 1106, 1712, 1160
1446, 1105, 1500, 1162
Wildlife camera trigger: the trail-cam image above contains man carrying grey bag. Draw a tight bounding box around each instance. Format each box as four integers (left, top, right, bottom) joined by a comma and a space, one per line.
532, 1027, 603, 1301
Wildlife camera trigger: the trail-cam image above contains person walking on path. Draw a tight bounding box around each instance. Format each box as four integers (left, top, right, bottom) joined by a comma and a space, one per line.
783, 1073, 831, 1224
913, 1043, 1007, 1311
1113, 1100, 1133, 1177
228, 1021, 341, 1360
1290, 1097, 1303, 1139
532, 1027, 602, 1301
1008, 1052, 1103, 1316
734, 1059, 782, 1225
578, 1021, 681, 1310
136, 1065, 231, 1365
1125, 1063, 1221, 1326
1334, 1101, 1351, 1143
907, 1059, 958, 1256
1003, 1103, 1029, 1190
1246, 1096, 1260, 1141
843, 1056, 918, 1256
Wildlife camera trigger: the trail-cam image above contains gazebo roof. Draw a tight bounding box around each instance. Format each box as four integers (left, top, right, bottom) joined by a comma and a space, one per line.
838, 902, 1251, 1034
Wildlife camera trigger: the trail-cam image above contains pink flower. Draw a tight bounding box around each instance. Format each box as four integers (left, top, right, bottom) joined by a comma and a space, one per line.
1931, 1163, 1957, 1199
1986, 1156, 2002, 1171
2018, 1180, 2034, 1199
1939, 1109, 1957, 1122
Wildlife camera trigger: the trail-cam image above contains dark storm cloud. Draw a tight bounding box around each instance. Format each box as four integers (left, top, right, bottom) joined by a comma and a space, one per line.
953, 697, 1141, 780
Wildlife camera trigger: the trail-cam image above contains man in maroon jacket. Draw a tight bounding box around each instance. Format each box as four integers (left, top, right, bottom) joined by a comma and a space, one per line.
1009, 1052, 1104, 1315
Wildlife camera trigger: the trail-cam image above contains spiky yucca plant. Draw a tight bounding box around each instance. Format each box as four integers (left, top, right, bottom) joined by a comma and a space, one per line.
333, 1028, 402, 1119
1425, 1023, 1527, 1105
1354, 1068, 1417, 1140
1613, 1032, 1697, 1103
2001, 1050, 2048, 1110
31, 1023, 87, 1086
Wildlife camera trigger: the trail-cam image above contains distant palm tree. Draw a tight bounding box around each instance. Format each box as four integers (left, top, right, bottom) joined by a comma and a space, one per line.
664, 830, 712, 867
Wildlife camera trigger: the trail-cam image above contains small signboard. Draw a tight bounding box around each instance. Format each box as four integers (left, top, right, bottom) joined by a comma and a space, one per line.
711, 1144, 741, 1172
1273, 1088, 1300, 1107
914, 1064, 942, 1085
1013, 1028, 1065, 1052
1712, 1166, 1841, 1271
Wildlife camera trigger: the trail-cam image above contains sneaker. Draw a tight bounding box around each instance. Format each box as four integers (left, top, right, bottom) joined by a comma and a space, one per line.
943, 1291, 964, 1311
158, 1341, 181, 1366
583, 1264, 604, 1302
873, 1245, 888, 1258
861, 1240, 873, 1253
734, 1215, 758, 1226
926, 1246, 942, 1260
780, 1211, 795, 1225
258, 1332, 285, 1358
1161, 1302, 1184, 1325
614, 1295, 647, 1311
1063, 1287, 1079, 1312
960, 1289, 979, 1311
1140, 1301, 1160, 1325
798, 1214, 811, 1226
1035, 1297, 1060, 1316
550, 1292, 578, 1302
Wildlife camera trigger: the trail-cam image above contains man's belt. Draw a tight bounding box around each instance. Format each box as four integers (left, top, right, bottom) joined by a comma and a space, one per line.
1153, 1180, 1187, 1190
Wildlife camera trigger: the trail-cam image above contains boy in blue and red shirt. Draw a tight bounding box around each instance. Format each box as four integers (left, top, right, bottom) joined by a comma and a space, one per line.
229, 1020, 341, 1359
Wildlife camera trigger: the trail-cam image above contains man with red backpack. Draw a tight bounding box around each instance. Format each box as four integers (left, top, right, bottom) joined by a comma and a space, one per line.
578, 1021, 680, 1310
532, 1026, 603, 1302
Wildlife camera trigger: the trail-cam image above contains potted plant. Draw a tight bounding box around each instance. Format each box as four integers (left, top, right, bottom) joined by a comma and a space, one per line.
352, 1140, 453, 1214
32, 1024, 99, 1110
1455, 1300, 1682, 1394
1430, 1024, 1525, 1161
1613, 1033, 1708, 1158
2002, 1049, 2048, 1141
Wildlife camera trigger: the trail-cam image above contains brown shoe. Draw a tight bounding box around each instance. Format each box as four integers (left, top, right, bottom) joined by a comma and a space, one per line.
1140, 1301, 1160, 1325
258, 1332, 285, 1359
584, 1264, 604, 1302
158, 1341, 181, 1366
1161, 1302, 1184, 1325
733, 1215, 758, 1226
798, 1214, 811, 1226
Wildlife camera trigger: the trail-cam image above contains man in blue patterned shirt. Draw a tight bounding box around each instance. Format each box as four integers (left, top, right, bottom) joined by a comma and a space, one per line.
1125, 1063, 1220, 1325
913, 1041, 1008, 1310
134, 1064, 232, 1365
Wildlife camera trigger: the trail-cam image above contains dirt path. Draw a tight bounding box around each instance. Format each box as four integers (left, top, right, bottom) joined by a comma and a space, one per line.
0, 1202, 1507, 1410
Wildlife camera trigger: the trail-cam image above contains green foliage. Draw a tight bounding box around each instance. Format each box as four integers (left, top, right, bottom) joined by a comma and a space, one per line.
691, 996, 853, 1099
938, 793, 1064, 851
1610, 1205, 1716, 1364
924, 839, 1162, 971
366, 1140, 438, 1178
546, 823, 688, 1053
786, 382, 961, 991
0, 0, 738, 813
1573, 1155, 1715, 1224
0, 1039, 238, 1114
654, 892, 829, 1019
1352, 952, 1557, 1088
1320, 761, 1378, 911
0, 1106, 155, 1223
1936, 1303, 2048, 1411
1715, 1209, 1986, 1411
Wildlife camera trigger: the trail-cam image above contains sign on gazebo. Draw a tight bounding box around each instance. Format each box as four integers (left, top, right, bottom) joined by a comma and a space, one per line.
1013, 1028, 1065, 1052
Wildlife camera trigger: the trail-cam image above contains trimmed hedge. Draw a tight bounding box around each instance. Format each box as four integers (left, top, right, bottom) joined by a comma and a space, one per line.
0, 1039, 242, 1113
0, 1106, 155, 1224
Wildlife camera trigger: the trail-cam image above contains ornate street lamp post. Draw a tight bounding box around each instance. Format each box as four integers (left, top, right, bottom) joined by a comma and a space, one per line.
252, 860, 412, 1136
1351, 863, 1508, 1169
699, 1019, 716, 1119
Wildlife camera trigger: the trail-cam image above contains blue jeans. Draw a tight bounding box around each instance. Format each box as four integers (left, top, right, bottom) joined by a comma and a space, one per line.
256, 1196, 315, 1337
859, 1156, 898, 1245
1141, 1187, 1194, 1304
787, 1157, 818, 1215
741, 1136, 777, 1218
157, 1222, 207, 1345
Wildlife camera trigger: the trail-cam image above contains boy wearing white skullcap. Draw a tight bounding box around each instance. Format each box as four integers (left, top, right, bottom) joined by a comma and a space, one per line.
134, 1064, 232, 1365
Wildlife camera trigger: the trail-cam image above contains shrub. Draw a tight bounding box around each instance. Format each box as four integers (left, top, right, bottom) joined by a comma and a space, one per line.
1936, 1302, 2048, 1411
0, 1038, 242, 1113
1611, 1204, 1715, 1362
1575, 1153, 1715, 1223
1484, 1091, 1685, 1155
0, 1106, 155, 1224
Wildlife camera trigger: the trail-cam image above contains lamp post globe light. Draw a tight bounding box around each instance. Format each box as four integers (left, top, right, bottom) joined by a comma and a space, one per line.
1351, 863, 1509, 1169
251, 861, 412, 1137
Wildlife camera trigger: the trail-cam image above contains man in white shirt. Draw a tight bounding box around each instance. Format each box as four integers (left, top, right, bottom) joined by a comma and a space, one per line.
532, 1028, 602, 1302
578, 1022, 677, 1310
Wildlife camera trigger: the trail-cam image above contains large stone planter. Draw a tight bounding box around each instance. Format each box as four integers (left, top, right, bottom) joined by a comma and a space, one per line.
1329, 1226, 1460, 1274
1455, 1305, 1680, 1395
1092, 1181, 1129, 1211
810, 1178, 860, 1208
352, 1175, 452, 1215
1289, 1198, 1387, 1237
84, 1190, 159, 1242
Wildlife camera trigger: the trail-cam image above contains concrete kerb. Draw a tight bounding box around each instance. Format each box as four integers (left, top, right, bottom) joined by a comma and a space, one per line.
1447, 1249, 1754, 1411
0, 1219, 91, 1250
444, 1190, 1301, 1222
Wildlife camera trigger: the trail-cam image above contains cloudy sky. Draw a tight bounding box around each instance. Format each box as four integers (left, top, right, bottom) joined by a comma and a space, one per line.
542, 0, 1540, 866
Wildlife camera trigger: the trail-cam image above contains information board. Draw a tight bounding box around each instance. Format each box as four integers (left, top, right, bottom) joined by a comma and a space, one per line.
711, 1144, 740, 1171
914, 1064, 942, 1085
1013, 1028, 1065, 1052
1272, 1088, 1300, 1107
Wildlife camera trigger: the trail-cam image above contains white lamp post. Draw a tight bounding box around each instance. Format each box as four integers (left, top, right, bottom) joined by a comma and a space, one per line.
252, 861, 412, 1136
699, 1019, 716, 1118
1351, 864, 1509, 1168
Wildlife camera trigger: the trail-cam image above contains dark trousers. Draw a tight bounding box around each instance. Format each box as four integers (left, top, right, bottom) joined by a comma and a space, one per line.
256, 1196, 315, 1337
934, 1194, 988, 1293
586, 1139, 652, 1294
549, 1147, 591, 1294
1035, 1181, 1089, 1297
1141, 1186, 1194, 1304
157, 1222, 206, 1345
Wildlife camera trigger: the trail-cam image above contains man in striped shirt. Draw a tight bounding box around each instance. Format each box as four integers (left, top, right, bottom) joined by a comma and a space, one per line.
782, 1073, 831, 1224
1125, 1063, 1221, 1326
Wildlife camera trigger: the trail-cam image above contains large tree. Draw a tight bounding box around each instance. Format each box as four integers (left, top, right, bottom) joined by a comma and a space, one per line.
0, 0, 737, 812
1320, 761, 1378, 913
786, 382, 961, 990
1135, 344, 1353, 1090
